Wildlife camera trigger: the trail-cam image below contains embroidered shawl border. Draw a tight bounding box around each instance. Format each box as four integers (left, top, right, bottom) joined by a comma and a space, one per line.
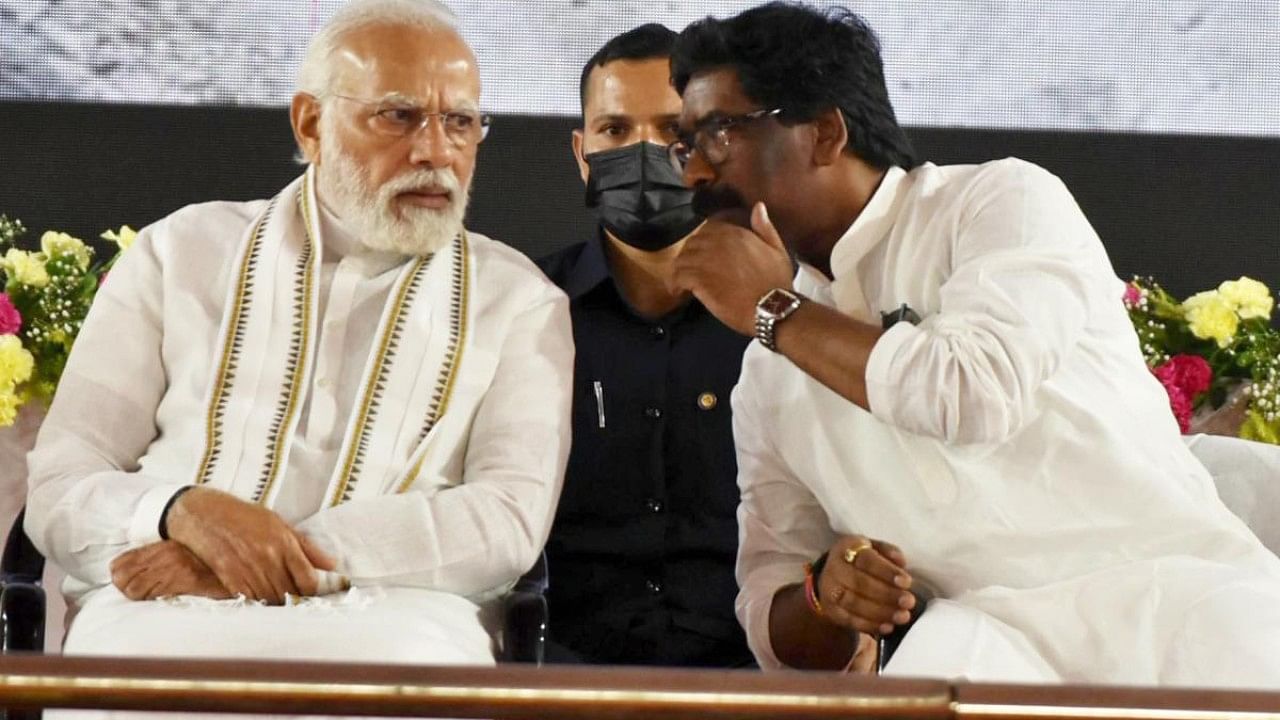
194, 196, 276, 487
398, 232, 471, 494
254, 178, 319, 504
193, 177, 471, 504
327, 252, 434, 506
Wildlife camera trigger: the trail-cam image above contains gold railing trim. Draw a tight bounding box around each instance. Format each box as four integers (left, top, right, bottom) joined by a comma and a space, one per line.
954, 702, 1280, 720
0, 673, 949, 712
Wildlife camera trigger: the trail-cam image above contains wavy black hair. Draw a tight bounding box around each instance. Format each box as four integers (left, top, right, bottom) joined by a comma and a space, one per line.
671, 2, 918, 169
579, 23, 678, 115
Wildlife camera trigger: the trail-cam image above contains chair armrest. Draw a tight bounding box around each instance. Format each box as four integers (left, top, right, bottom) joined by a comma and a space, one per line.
1, 581, 47, 653
499, 589, 547, 665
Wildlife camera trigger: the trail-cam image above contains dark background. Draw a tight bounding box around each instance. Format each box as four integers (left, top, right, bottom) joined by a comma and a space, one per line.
2, 100, 1277, 299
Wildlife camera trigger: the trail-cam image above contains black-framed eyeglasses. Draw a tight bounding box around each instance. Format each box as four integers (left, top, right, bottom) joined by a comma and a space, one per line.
666, 108, 782, 172
327, 93, 491, 145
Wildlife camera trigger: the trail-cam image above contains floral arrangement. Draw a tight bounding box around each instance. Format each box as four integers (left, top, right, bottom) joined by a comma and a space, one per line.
0, 214, 135, 427
1125, 275, 1280, 444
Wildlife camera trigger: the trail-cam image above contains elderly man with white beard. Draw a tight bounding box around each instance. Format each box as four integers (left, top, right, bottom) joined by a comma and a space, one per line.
23, 0, 573, 682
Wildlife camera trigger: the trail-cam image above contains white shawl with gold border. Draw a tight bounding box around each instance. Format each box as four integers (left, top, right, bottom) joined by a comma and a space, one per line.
191, 168, 471, 507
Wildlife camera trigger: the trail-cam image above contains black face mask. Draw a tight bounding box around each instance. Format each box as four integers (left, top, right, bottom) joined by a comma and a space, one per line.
583, 142, 702, 251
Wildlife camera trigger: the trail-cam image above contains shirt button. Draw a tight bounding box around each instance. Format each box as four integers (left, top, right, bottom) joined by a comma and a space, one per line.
650, 326, 666, 340
646, 498, 664, 513
697, 392, 717, 411
645, 579, 662, 595
644, 407, 663, 419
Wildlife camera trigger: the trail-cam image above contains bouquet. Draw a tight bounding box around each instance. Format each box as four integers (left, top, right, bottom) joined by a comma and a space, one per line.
0, 214, 135, 427
1125, 275, 1280, 444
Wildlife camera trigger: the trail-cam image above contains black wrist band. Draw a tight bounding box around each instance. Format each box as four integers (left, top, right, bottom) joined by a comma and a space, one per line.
158, 486, 196, 541
810, 551, 830, 586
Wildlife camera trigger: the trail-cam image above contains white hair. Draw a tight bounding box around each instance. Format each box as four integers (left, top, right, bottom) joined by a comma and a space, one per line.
297, 0, 459, 97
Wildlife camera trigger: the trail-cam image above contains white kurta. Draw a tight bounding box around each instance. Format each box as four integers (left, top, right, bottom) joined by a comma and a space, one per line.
24, 183, 573, 671
734, 158, 1280, 687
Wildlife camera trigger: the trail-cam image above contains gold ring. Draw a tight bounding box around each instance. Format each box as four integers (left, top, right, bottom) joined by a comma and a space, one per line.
842, 540, 872, 565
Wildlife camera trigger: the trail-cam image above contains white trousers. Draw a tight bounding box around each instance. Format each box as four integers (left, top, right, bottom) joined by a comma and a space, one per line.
884, 560, 1280, 689
49, 585, 495, 720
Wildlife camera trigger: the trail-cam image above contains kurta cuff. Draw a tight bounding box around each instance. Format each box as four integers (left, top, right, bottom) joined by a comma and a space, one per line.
128, 485, 187, 546
742, 563, 807, 671
864, 320, 920, 425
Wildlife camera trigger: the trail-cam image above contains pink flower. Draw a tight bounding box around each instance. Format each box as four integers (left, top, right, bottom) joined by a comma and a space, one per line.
0, 293, 20, 335
1165, 384, 1193, 433
1123, 283, 1142, 308
1154, 354, 1213, 400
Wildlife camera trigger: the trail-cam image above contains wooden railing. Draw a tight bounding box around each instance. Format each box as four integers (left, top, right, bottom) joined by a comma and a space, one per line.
1, 655, 1279, 719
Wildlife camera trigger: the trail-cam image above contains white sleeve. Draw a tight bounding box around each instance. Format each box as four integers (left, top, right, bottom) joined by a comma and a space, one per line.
864, 162, 1098, 445
295, 286, 573, 600
732, 369, 837, 670
25, 223, 185, 586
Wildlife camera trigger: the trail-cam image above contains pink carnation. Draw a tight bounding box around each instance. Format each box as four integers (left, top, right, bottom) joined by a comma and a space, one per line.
1154, 354, 1213, 399
0, 293, 20, 335
1164, 384, 1193, 433
1123, 283, 1142, 308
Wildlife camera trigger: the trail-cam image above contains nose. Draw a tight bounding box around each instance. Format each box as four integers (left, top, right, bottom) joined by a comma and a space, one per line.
638, 127, 668, 146
680, 148, 715, 189
407, 118, 456, 168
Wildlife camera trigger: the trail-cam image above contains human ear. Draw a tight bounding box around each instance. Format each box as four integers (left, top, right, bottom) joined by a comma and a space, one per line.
571, 128, 589, 185
810, 106, 849, 166
290, 93, 323, 164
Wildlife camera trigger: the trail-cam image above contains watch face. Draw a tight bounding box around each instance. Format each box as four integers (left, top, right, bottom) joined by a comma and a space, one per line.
758, 288, 799, 318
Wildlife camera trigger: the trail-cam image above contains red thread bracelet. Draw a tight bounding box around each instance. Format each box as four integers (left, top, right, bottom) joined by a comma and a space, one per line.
803, 562, 824, 616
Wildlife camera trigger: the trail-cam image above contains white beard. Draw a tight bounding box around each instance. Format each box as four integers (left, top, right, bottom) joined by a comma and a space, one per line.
316, 135, 470, 257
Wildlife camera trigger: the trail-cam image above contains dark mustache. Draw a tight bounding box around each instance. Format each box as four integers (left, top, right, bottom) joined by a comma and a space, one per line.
691, 184, 747, 218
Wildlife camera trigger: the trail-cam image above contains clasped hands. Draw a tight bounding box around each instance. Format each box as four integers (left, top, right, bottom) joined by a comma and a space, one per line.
817, 535, 917, 638
110, 487, 336, 605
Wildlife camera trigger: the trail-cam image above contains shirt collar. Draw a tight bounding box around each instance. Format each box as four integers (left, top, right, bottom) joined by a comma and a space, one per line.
829, 165, 913, 278
828, 164, 916, 321
560, 229, 708, 325
561, 229, 613, 300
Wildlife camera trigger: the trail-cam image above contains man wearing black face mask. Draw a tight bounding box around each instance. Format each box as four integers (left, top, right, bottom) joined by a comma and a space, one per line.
535, 24, 754, 667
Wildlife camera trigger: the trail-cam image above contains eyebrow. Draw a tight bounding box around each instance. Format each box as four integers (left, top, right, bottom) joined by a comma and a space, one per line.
589, 112, 680, 126
678, 109, 737, 133
371, 91, 479, 112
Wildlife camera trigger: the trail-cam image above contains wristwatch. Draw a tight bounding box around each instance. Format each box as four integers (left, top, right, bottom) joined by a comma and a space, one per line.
755, 287, 803, 352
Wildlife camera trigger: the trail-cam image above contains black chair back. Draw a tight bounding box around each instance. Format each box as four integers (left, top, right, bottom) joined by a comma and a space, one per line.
1, 510, 43, 584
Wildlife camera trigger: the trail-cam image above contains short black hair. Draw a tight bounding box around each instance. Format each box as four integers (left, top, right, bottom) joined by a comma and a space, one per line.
579, 23, 678, 116
671, 2, 918, 169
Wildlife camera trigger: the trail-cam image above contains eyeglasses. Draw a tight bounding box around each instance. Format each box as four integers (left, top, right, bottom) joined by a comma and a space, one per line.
667, 108, 782, 171
327, 94, 491, 145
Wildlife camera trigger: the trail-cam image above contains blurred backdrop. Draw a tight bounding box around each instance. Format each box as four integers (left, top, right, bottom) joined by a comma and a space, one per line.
2, 0, 1278, 296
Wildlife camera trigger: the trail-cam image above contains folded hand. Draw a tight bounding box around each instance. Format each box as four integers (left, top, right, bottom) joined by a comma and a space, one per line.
817, 535, 916, 636
165, 487, 337, 604
110, 540, 230, 601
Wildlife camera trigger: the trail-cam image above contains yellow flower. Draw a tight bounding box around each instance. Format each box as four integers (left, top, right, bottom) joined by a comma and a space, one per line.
1183, 290, 1239, 347
100, 225, 138, 252
1241, 408, 1280, 445
0, 334, 34, 387
0, 388, 20, 427
1218, 277, 1274, 320
40, 231, 92, 271
1, 248, 50, 288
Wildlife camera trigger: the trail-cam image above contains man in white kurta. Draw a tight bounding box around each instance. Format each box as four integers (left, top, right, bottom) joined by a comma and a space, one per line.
24, 0, 572, 684
666, 4, 1280, 687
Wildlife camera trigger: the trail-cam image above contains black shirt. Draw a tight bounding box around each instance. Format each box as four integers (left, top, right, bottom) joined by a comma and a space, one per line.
536, 233, 754, 667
